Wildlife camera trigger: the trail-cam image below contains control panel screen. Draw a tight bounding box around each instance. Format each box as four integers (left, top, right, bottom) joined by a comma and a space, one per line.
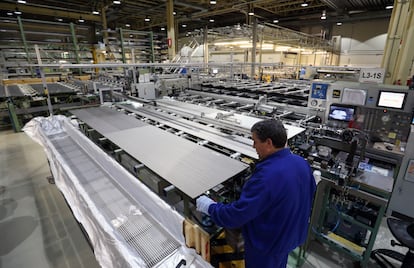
342, 88, 366, 105
328, 104, 355, 122
377, 91, 406, 109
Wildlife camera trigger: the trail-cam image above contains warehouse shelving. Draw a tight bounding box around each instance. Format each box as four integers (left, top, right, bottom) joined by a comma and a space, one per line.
0, 16, 94, 78
101, 28, 167, 64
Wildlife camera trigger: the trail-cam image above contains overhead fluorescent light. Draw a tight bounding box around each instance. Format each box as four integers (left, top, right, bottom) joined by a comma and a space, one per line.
17, 0, 27, 3
301, 1, 308, 7
213, 40, 250, 46
385, 5, 393, 9
336, 22, 342, 26
321, 10, 326, 20
113, 0, 121, 4
239, 44, 253, 48
144, 17, 150, 22
273, 19, 279, 23
290, 48, 305, 52
248, 12, 254, 16
78, 18, 85, 23
210, 0, 217, 4
209, 19, 214, 22
125, 24, 130, 27
161, 27, 165, 30
274, 45, 291, 51
240, 44, 274, 50
182, 24, 187, 27
92, 11, 100, 15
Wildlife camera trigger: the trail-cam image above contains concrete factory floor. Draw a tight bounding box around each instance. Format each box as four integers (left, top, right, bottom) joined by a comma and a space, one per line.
0, 129, 406, 268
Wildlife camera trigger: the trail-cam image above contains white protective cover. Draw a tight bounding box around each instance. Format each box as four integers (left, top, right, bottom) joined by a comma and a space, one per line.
23, 115, 212, 268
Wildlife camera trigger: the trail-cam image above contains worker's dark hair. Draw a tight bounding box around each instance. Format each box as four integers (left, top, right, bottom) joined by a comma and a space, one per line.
251, 119, 287, 148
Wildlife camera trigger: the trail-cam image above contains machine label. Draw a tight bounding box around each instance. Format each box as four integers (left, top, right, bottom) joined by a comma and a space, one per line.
311, 83, 328, 99
332, 89, 341, 98
359, 68, 385, 83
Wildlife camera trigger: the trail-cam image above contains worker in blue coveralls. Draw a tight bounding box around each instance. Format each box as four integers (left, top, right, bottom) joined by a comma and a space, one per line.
196, 119, 316, 268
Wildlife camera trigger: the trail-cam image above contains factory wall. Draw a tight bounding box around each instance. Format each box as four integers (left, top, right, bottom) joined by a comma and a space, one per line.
332, 19, 389, 67
299, 18, 389, 67
209, 18, 389, 68
209, 50, 328, 66
209, 51, 246, 63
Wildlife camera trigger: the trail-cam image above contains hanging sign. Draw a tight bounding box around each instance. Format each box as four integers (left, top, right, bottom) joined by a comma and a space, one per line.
359, 68, 385, 83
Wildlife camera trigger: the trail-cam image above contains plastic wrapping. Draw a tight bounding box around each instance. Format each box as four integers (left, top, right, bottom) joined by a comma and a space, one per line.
23, 116, 212, 268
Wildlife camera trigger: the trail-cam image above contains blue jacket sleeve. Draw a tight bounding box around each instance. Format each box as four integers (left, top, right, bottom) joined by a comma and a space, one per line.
208, 170, 272, 228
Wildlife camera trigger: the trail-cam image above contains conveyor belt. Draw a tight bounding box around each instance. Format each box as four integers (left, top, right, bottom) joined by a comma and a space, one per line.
24, 116, 212, 267
71, 107, 249, 198
4, 85, 25, 97
115, 102, 258, 159
31, 83, 76, 94
156, 98, 306, 139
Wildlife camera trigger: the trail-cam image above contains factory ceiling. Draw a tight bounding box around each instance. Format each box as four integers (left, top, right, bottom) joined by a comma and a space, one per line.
1, 0, 394, 36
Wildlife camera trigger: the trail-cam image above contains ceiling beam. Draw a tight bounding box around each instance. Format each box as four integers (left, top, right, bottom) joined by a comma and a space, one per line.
0, 3, 101, 22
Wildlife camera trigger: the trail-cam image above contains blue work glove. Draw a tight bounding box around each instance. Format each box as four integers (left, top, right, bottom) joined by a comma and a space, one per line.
196, 195, 216, 215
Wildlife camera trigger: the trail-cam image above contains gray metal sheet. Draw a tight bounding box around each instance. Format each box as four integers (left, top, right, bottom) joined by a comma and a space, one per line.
71, 107, 147, 134
71, 107, 248, 198
0, 85, 5, 98
116, 102, 259, 159
32, 83, 75, 94
106, 126, 248, 198
5, 85, 25, 97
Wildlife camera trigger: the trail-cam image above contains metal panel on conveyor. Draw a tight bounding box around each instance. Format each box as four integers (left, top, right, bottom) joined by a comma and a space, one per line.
31, 83, 75, 94
72, 106, 146, 133
0, 85, 5, 98
5, 85, 25, 97
71, 107, 249, 198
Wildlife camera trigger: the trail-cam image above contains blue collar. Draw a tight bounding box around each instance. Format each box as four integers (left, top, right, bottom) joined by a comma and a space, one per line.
258, 147, 291, 164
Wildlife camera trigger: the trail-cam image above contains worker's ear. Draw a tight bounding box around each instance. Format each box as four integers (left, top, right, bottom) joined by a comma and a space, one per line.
265, 138, 273, 147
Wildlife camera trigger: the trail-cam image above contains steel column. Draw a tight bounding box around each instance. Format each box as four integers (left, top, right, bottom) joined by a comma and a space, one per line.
382, 0, 413, 84
17, 16, 34, 77
166, 0, 176, 60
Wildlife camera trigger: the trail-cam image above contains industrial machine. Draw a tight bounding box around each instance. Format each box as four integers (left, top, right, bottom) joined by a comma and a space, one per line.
62, 93, 308, 267
301, 80, 414, 267
18, 66, 414, 267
